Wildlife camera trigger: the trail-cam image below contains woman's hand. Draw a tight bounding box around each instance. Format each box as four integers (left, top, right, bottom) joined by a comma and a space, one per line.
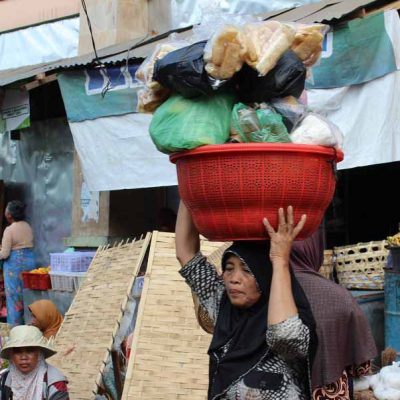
263, 206, 306, 268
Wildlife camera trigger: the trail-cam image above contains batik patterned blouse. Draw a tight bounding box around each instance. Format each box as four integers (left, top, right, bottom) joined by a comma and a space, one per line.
180, 253, 311, 400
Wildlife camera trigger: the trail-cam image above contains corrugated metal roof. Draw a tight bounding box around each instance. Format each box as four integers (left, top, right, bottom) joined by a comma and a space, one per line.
0, 0, 393, 87
0, 34, 151, 86
266, 0, 341, 22
295, 0, 380, 22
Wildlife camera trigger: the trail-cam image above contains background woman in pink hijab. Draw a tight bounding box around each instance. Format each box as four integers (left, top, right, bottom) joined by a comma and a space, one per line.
290, 228, 377, 400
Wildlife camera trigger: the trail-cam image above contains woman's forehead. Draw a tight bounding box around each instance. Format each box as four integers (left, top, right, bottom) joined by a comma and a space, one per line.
225, 255, 251, 270
225, 254, 244, 264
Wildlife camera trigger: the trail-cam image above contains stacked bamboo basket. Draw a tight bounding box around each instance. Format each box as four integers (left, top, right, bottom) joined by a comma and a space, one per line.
334, 240, 388, 290
121, 231, 224, 400
50, 234, 151, 399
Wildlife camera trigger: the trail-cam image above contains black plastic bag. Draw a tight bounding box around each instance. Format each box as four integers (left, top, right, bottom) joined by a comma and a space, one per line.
153, 41, 224, 98
234, 50, 306, 103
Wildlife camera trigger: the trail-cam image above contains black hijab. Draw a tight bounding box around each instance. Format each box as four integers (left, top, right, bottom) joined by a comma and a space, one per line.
208, 241, 317, 399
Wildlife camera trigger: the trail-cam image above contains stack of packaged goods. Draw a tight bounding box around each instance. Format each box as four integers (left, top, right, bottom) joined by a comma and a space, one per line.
136, 16, 344, 240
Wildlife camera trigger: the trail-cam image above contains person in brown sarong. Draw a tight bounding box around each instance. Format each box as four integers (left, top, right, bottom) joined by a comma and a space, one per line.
290, 228, 378, 400
28, 299, 63, 339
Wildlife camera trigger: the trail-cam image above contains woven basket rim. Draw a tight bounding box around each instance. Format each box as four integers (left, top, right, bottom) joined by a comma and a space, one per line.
334, 240, 388, 289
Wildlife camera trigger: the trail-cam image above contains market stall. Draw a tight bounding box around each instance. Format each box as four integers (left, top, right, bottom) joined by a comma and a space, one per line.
21, 250, 97, 324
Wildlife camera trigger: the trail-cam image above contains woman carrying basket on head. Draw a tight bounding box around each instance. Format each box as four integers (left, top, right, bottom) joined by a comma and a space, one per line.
0, 200, 35, 326
175, 201, 317, 399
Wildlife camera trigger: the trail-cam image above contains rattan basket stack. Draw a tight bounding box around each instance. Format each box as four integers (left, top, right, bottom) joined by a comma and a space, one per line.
334, 240, 388, 290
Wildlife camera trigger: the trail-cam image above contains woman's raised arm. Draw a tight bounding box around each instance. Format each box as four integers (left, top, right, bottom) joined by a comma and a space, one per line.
175, 201, 200, 267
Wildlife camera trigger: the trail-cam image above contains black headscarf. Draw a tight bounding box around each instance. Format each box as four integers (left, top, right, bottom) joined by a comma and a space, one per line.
208, 241, 317, 399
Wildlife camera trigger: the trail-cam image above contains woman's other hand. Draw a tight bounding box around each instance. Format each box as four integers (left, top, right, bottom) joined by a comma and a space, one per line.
264, 206, 306, 325
263, 206, 306, 268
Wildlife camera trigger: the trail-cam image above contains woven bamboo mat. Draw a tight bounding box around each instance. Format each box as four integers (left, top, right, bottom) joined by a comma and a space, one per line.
0, 322, 10, 338
50, 234, 151, 399
121, 232, 225, 400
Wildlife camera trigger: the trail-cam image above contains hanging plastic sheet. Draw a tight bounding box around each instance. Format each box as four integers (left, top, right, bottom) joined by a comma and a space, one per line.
307, 11, 400, 89
58, 66, 143, 122
0, 118, 74, 265
69, 113, 177, 191
307, 70, 400, 170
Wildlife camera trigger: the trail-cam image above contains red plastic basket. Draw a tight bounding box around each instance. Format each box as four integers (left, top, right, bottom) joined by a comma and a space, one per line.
170, 143, 343, 241
21, 272, 52, 290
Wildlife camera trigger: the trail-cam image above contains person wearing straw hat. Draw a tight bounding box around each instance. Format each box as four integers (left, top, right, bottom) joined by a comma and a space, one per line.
176, 202, 317, 400
0, 325, 69, 399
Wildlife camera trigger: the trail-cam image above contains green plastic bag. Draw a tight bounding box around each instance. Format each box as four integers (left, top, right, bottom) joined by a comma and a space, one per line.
150, 93, 235, 154
230, 103, 260, 143
230, 102, 291, 143
256, 106, 291, 143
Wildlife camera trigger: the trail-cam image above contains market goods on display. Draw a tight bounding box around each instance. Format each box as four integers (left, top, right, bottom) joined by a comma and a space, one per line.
29, 267, 51, 274
137, 18, 341, 152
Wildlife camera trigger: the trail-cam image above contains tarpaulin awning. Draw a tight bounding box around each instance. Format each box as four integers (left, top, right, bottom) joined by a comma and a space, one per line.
307, 69, 400, 170
58, 65, 176, 191
307, 10, 400, 88
69, 113, 177, 191
58, 66, 143, 122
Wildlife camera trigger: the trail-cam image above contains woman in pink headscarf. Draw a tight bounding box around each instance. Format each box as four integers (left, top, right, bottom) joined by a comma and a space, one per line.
290, 228, 377, 400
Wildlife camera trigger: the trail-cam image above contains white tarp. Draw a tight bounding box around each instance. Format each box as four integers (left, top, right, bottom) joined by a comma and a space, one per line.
0, 17, 79, 71
307, 70, 400, 170
69, 113, 178, 191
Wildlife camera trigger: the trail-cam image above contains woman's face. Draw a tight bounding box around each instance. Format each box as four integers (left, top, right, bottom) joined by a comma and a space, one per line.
223, 255, 261, 308
10, 347, 41, 374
